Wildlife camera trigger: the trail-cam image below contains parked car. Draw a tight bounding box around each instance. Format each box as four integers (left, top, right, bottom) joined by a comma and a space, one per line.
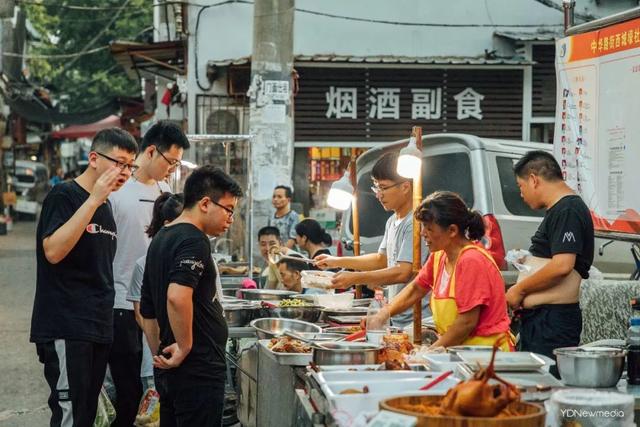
340, 133, 634, 280
11, 160, 49, 197
10, 160, 50, 220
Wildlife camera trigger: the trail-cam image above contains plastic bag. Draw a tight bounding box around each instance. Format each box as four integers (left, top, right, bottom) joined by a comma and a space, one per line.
505, 249, 532, 273
93, 387, 116, 427
134, 388, 161, 427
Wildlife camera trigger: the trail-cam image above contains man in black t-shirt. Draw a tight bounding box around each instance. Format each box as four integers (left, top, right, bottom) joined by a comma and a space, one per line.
140, 166, 242, 427
508, 150, 594, 376
31, 128, 138, 427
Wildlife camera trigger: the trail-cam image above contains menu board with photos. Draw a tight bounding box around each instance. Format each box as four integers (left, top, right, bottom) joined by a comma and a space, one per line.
555, 17, 640, 235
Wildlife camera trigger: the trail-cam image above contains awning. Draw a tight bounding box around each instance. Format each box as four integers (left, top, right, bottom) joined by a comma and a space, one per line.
209, 54, 534, 67
110, 40, 186, 81
50, 115, 121, 140
494, 30, 563, 42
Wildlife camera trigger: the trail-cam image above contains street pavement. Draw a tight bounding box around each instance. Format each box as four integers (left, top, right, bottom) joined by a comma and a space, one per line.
0, 220, 49, 426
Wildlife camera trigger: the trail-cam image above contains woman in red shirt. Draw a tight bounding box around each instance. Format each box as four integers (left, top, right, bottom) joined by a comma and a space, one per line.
370, 191, 512, 350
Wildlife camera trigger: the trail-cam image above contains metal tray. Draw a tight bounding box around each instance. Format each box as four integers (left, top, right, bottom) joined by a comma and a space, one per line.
456, 351, 547, 372
312, 363, 428, 372
323, 326, 363, 335
259, 339, 312, 366
327, 315, 365, 324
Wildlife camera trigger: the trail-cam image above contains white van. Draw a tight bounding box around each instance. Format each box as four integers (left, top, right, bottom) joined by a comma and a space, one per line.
339, 133, 634, 280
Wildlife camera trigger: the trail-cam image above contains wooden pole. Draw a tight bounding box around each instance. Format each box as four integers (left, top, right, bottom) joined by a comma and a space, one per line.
349, 154, 362, 299
411, 126, 423, 345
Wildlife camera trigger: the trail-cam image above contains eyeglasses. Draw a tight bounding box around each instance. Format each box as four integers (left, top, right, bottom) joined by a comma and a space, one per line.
96, 152, 138, 173
210, 199, 235, 218
370, 181, 407, 195
156, 149, 182, 169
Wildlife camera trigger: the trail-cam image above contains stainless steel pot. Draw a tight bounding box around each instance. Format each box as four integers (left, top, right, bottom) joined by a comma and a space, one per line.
554, 346, 627, 387
268, 306, 322, 323
249, 317, 322, 340
239, 289, 297, 301
312, 342, 381, 365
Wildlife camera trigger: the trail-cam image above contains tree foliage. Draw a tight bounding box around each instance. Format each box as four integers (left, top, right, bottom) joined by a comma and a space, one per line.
24, 0, 152, 113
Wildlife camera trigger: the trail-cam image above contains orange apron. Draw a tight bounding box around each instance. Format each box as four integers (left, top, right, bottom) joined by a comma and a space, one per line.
430, 245, 513, 351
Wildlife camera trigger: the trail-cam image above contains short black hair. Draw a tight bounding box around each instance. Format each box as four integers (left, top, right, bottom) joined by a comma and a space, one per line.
277, 255, 311, 273
274, 185, 292, 199
258, 226, 281, 240
183, 165, 243, 209
513, 150, 563, 182
91, 128, 138, 155
140, 120, 190, 152
371, 151, 408, 182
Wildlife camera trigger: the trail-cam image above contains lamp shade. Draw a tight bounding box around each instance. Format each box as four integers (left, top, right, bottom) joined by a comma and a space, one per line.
327, 172, 354, 210
397, 138, 422, 179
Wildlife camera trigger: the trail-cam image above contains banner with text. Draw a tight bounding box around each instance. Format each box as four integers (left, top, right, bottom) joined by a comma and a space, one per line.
555, 17, 640, 234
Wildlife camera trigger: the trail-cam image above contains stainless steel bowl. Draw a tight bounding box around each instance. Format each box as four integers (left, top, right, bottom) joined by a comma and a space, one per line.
223, 306, 260, 327
249, 317, 322, 340
268, 306, 322, 323
239, 289, 297, 301
554, 346, 627, 387
312, 342, 381, 365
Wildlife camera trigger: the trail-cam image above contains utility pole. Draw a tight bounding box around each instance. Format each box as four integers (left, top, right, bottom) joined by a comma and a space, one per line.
248, 0, 295, 262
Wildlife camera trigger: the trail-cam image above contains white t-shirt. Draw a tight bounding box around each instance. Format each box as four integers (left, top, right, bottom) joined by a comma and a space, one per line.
378, 211, 430, 327
109, 178, 170, 310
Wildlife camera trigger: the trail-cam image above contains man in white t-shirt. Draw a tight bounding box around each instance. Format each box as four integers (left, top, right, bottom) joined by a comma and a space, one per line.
107, 121, 189, 427
316, 152, 429, 328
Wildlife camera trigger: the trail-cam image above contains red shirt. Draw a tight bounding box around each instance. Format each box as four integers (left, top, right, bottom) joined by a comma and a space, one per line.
415, 248, 510, 337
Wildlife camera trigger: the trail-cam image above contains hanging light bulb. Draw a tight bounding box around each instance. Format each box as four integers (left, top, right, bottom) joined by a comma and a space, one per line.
327, 170, 354, 210
397, 136, 422, 179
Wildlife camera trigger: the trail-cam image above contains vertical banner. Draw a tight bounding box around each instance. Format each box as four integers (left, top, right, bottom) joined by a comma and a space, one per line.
555, 18, 640, 234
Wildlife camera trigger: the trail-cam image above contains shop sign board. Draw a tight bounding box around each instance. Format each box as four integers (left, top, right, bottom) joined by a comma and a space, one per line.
555, 17, 640, 234
295, 67, 523, 142
325, 86, 484, 121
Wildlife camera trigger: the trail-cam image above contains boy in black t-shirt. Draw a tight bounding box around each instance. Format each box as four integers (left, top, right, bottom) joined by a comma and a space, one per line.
31, 128, 138, 427
508, 150, 594, 377
140, 166, 242, 427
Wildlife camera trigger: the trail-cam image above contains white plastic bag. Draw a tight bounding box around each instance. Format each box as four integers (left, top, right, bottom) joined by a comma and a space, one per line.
505, 249, 533, 273
93, 387, 116, 427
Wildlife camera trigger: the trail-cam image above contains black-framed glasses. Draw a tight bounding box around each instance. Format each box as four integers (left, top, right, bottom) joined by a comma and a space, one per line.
210, 199, 235, 218
156, 149, 182, 169
96, 152, 138, 173
370, 181, 407, 195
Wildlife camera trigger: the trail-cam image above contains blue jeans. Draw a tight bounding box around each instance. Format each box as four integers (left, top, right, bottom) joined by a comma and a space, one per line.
155, 372, 225, 427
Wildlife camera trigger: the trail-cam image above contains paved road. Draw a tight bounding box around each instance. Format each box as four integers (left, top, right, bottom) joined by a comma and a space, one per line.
0, 221, 50, 426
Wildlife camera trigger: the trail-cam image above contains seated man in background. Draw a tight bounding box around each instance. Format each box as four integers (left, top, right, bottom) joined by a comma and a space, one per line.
277, 257, 326, 295
258, 226, 301, 289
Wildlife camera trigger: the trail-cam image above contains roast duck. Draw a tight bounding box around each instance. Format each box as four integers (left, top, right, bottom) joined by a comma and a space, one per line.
440, 336, 520, 417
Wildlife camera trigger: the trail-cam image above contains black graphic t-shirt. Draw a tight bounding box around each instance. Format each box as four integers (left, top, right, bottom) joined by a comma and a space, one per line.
31, 180, 117, 343
529, 195, 594, 279
141, 223, 227, 384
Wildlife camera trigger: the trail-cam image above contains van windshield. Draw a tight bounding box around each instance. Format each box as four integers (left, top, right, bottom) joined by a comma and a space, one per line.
496, 156, 545, 217
349, 152, 474, 238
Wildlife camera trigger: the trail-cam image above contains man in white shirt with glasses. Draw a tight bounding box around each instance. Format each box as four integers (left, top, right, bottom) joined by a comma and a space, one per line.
107, 121, 190, 427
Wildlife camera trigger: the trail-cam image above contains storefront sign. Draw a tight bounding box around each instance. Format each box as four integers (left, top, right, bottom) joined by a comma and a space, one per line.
325, 86, 482, 121
295, 67, 523, 142
555, 16, 640, 234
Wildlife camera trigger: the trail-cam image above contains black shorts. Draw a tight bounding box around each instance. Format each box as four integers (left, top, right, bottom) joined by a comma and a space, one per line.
517, 303, 582, 377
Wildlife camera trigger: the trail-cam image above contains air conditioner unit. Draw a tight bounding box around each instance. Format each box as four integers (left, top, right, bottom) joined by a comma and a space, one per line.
197, 105, 249, 135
